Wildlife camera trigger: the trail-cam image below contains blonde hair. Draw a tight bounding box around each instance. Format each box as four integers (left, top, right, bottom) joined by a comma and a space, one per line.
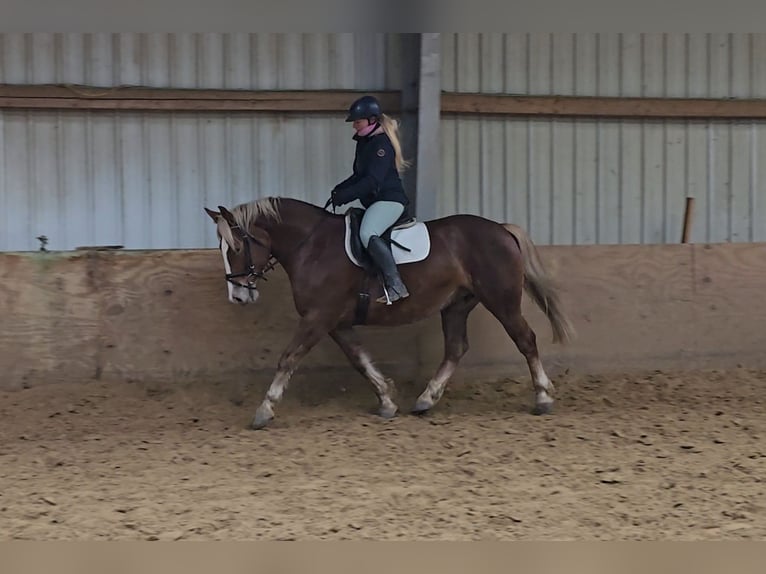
380, 113, 411, 174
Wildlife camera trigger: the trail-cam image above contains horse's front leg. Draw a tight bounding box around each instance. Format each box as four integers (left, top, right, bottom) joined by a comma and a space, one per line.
251, 318, 325, 430
329, 327, 398, 419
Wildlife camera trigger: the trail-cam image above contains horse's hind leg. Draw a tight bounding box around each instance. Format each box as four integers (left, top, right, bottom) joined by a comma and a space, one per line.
501, 312, 555, 415
413, 292, 479, 414
329, 327, 398, 419
477, 286, 555, 415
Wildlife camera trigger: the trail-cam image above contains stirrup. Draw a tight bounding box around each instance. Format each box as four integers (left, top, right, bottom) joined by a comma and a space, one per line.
376, 284, 409, 305
379, 285, 393, 306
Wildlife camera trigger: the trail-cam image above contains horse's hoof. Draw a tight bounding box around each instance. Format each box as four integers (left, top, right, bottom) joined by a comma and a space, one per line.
412, 397, 433, 415
378, 404, 399, 419
251, 405, 274, 429
532, 401, 554, 416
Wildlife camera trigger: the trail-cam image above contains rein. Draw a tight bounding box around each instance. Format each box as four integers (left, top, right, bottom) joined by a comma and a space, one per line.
225, 198, 334, 290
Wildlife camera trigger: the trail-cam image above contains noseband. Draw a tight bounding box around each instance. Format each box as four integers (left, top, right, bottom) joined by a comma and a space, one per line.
224, 224, 277, 291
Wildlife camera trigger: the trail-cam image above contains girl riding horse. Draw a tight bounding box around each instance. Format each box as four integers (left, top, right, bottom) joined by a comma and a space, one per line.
330, 94, 411, 304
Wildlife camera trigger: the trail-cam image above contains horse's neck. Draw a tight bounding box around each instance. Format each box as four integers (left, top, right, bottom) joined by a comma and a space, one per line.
260, 200, 333, 261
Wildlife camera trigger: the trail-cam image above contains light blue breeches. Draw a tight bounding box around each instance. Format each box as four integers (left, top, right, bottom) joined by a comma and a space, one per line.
359, 201, 405, 249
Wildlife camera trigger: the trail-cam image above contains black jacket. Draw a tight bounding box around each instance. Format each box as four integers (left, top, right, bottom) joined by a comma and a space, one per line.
332, 130, 409, 210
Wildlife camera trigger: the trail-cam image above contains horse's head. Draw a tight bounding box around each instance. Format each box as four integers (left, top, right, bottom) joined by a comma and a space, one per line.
205, 205, 273, 305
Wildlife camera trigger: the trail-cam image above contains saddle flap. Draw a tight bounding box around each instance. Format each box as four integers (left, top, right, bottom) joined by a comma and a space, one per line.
347, 207, 375, 273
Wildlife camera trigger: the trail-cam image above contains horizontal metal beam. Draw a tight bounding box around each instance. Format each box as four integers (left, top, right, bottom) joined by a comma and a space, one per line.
3, 84, 766, 119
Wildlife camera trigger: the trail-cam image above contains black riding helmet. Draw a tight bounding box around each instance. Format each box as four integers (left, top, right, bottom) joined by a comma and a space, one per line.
345, 95, 381, 122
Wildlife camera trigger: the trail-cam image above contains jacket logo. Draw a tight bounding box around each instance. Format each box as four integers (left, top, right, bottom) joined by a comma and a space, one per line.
376, 148, 385, 157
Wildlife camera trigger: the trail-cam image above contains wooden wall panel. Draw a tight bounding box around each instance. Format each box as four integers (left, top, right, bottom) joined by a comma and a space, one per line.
2, 243, 765, 395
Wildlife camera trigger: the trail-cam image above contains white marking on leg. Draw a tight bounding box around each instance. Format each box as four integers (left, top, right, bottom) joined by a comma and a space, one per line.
418, 360, 457, 408
531, 356, 554, 405
358, 351, 397, 413
265, 371, 291, 405
254, 370, 291, 427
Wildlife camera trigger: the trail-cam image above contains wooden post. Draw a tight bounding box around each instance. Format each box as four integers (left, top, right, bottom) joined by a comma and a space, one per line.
681, 197, 695, 243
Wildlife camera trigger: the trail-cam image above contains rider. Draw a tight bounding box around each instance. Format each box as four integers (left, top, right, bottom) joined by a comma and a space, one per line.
330, 94, 411, 304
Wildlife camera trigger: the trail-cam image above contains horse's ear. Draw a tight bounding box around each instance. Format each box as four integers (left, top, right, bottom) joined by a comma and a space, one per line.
218, 205, 237, 227
204, 207, 220, 222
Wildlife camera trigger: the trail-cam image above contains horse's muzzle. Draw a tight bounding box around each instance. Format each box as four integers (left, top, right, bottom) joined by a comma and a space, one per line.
229, 284, 259, 305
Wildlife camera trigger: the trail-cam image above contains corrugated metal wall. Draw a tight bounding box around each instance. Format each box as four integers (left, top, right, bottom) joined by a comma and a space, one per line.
440, 33, 766, 245
5, 33, 766, 251
0, 33, 401, 251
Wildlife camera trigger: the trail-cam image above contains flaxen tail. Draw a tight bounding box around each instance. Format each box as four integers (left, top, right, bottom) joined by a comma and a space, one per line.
503, 223, 576, 344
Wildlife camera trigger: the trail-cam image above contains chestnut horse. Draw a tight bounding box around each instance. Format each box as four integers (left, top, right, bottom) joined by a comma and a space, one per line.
204, 196, 574, 429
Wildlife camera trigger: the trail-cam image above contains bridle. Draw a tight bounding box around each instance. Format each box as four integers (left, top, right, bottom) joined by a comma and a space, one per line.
223, 223, 277, 291
222, 198, 333, 291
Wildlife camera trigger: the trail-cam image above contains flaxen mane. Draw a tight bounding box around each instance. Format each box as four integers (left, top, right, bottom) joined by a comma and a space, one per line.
217, 196, 282, 249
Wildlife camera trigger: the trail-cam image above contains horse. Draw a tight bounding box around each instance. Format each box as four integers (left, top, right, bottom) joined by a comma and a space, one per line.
204, 196, 575, 430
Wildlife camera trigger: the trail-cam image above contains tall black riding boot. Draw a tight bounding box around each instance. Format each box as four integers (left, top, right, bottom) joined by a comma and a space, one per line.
366, 235, 410, 304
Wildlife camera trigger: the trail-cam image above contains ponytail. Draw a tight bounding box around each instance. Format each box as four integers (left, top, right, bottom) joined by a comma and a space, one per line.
380, 113, 411, 174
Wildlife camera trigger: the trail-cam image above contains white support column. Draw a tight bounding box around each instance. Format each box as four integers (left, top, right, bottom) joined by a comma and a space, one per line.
414, 33, 441, 221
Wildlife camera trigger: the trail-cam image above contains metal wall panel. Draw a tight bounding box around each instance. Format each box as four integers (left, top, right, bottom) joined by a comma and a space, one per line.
0, 33, 401, 251
5, 33, 766, 250
0, 33, 401, 90
441, 33, 766, 245
0, 110, 396, 251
